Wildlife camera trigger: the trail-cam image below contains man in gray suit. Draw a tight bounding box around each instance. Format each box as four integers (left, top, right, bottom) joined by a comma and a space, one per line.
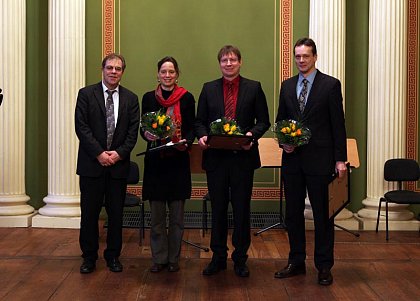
75, 53, 140, 274
195, 45, 270, 278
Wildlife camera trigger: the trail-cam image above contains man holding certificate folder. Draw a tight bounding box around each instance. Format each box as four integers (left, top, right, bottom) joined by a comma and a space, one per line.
195, 45, 270, 277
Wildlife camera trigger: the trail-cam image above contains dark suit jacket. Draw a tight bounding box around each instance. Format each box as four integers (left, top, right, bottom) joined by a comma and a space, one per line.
195, 76, 270, 171
75, 81, 140, 178
276, 71, 347, 176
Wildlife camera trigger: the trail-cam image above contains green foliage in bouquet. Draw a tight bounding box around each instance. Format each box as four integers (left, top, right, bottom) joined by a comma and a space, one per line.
140, 110, 175, 139
210, 117, 243, 135
273, 119, 311, 146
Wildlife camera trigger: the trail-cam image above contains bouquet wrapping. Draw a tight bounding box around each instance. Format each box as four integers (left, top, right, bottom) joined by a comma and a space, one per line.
272, 119, 311, 147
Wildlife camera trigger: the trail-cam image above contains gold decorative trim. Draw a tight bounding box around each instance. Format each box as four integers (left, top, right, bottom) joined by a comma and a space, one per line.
102, 0, 115, 57
407, 0, 419, 191
280, 0, 293, 82
127, 186, 280, 201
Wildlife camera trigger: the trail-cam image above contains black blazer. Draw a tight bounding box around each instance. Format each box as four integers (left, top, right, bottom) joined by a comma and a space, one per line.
276, 71, 347, 176
75, 81, 140, 178
195, 76, 270, 171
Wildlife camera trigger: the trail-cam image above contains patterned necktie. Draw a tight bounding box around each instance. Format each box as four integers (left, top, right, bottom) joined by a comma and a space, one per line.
225, 82, 235, 118
298, 79, 308, 113
106, 90, 116, 150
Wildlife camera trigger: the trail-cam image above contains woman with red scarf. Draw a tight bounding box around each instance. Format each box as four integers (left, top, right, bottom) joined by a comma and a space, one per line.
140, 56, 195, 273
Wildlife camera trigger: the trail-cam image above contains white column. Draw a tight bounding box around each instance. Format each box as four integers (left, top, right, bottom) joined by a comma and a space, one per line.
0, 0, 35, 227
304, 0, 355, 226
32, 0, 85, 228
357, 0, 414, 230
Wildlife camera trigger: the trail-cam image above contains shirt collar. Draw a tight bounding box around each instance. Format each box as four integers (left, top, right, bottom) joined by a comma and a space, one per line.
102, 82, 119, 94
298, 69, 317, 85
223, 75, 240, 86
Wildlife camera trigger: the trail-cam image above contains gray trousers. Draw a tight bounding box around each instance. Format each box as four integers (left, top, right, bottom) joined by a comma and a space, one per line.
150, 200, 185, 264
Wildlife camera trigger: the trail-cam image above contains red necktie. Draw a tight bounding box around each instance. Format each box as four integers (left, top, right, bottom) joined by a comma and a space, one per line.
225, 83, 235, 118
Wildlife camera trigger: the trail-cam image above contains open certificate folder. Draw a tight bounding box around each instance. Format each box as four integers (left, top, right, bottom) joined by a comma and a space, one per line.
206, 134, 253, 150
328, 170, 349, 220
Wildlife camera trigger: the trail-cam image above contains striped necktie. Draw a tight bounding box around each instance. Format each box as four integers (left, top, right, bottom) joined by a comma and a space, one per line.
225, 82, 235, 118
106, 90, 116, 149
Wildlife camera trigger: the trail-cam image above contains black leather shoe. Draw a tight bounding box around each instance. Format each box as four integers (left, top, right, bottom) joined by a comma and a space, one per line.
80, 260, 96, 274
168, 263, 180, 272
106, 258, 123, 272
318, 268, 333, 286
234, 264, 250, 277
202, 261, 227, 276
150, 263, 167, 273
274, 263, 306, 279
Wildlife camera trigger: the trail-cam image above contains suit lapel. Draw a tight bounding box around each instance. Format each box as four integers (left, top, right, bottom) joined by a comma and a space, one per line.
236, 77, 247, 118
215, 79, 225, 117
302, 71, 322, 115
94, 82, 106, 117
115, 86, 127, 132
289, 76, 301, 118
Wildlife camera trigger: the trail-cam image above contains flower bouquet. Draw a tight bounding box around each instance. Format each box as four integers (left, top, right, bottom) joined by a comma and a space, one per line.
210, 117, 243, 135
272, 119, 311, 147
140, 110, 175, 141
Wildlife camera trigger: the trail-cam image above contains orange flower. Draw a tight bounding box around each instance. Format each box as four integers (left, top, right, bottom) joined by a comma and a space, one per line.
296, 129, 302, 136
152, 122, 157, 129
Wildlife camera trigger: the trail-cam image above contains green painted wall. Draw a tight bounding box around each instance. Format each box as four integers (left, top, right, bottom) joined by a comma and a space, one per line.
24, 1, 418, 216
26, 0, 48, 209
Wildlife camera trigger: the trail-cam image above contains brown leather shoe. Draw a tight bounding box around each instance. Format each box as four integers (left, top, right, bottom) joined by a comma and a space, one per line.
274, 263, 306, 279
318, 268, 333, 285
150, 263, 167, 273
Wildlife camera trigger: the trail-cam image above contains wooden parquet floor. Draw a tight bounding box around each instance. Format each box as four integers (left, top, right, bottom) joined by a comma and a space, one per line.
0, 224, 419, 301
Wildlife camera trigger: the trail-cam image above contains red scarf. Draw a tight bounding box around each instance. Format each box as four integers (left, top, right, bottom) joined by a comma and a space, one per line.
155, 84, 188, 125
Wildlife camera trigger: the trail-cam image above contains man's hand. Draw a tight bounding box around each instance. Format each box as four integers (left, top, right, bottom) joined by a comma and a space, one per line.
198, 136, 208, 149
106, 150, 121, 164
335, 161, 347, 178
97, 151, 114, 166
281, 144, 295, 153
241, 132, 254, 150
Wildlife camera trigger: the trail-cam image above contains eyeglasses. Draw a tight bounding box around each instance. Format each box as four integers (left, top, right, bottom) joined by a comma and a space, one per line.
104, 65, 123, 72
220, 58, 239, 64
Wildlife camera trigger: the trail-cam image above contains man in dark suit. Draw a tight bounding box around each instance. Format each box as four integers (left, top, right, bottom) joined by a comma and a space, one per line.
75, 53, 140, 274
274, 38, 347, 285
195, 45, 270, 277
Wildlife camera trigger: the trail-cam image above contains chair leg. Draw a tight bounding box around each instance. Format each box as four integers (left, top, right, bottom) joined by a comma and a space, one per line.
385, 201, 389, 241
376, 198, 383, 232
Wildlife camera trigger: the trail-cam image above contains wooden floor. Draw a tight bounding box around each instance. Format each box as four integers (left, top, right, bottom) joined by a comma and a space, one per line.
0, 224, 419, 301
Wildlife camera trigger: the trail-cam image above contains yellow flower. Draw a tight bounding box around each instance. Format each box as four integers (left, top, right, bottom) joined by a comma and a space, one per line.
158, 116, 165, 126
286, 127, 291, 133
231, 125, 237, 132
223, 123, 230, 132
281, 127, 287, 134
291, 132, 296, 137
291, 123, 296, 131
228, 131, 233, 135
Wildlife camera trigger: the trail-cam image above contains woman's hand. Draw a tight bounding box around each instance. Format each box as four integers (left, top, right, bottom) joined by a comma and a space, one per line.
144, 130, 158, 141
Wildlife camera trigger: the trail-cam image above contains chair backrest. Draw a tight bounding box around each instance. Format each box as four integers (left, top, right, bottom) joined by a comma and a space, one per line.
127, 161, 140, 184
384, 159, 420, 183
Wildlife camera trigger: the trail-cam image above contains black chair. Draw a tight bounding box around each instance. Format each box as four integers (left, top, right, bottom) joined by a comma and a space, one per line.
375, 158, 420, 240
124, 161, 145, 244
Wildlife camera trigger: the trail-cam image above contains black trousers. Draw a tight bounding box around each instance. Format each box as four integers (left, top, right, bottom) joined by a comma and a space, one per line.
206, 154, 254, 265
79, 172, 127, 262
283, 171, 334, 270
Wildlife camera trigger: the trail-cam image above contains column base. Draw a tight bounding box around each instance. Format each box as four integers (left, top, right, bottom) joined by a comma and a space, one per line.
361, 217, 420, 231
0, 211, 38, 227
31, 213, 80, 229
